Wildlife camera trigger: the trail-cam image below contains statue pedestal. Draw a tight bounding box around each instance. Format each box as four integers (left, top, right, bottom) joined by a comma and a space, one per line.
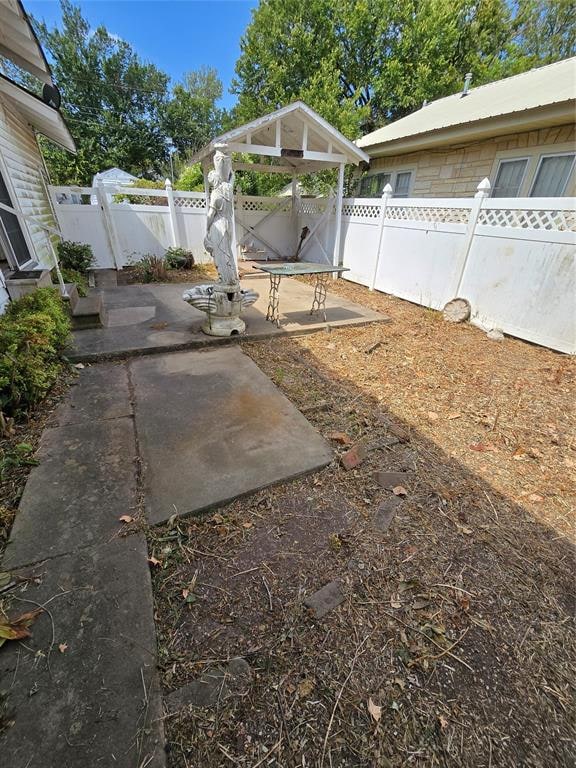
183, 282, 258, 337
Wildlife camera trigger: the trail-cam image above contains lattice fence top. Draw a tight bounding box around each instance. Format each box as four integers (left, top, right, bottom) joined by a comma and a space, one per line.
386, 205, 471, 225
479, 207, 576, 232
173, 197, 206, 209
238, 198, 292, 213
342, 202, 381, 219
299, 200, 332, 215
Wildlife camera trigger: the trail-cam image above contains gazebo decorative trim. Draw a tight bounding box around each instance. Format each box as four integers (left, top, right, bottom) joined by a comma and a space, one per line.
190, 101, 370, 267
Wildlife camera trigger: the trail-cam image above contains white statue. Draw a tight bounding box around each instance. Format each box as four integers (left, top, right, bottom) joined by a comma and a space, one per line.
203, 153, 238, 287
183, 145, 258, 336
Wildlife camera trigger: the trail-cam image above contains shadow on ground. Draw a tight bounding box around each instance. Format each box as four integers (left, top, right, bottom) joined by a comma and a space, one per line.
148, 333, 575, 768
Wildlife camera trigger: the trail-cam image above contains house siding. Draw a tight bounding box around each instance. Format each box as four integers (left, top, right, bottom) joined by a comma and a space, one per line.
0, 97, 57, 268
369, 124, 576, 197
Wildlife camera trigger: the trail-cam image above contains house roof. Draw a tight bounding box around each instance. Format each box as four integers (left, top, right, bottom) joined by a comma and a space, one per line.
0, 74, 76, 152
94, 168, 138, 184
191, 101, 369, 174
358, 58, 576, 157
0, 0, 53, 84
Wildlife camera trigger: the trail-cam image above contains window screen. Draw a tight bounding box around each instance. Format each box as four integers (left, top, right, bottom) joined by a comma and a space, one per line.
530, 154, 575, 197
394, 172, 412, 197
492, 159, 528, 197
359, 172, 391, 197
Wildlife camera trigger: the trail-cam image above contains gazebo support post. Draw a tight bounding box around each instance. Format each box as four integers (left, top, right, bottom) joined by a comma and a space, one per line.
291, 175, 299, 255
332, 162, 345, 275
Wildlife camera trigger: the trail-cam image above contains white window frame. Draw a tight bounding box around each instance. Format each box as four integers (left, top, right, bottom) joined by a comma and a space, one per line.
0, 151, 36, 271
491, 157, 530, 198
529, 151, 576, 198
488, 140, 576, 198
359, 168, 415, 198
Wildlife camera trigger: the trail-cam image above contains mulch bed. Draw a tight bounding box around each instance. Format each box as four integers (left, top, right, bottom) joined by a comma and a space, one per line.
147, 281, 575, 767
119, 264, 217, 285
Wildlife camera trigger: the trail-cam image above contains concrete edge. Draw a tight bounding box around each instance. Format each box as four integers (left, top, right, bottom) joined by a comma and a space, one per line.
67, 317, 391, 363
147, 454, 334, 526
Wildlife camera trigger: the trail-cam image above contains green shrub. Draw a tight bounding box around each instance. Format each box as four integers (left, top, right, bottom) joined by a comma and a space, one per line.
56, 240, 94, 273
0, 288, 71, 418
131, 254, 168, 283
53, 267, 89, 297
165, 247, 195, 270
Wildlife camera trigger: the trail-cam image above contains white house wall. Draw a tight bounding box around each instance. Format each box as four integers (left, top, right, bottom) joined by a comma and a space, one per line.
0, 97, 56, 268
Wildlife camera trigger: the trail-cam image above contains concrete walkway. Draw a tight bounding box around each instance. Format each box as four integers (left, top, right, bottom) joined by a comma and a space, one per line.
0, 347, 334, 766
69, 275, 388, 361
0, 363, 164, 768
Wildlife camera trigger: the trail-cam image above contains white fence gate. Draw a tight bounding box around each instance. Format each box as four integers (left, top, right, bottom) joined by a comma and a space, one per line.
49, 182, 208, 268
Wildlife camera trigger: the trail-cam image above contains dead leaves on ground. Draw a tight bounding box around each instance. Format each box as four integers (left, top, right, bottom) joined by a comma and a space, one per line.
0, 607, 43, 647
368, 696, 382, 722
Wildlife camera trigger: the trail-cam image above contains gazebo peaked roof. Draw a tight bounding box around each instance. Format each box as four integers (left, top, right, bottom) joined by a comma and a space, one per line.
191, 101, 369, 176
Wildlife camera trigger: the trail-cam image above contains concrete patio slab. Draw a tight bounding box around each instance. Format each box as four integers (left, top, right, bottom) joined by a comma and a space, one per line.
68, 276, 388, 362
129, 347, 333, 524
3, 416, 137, 569
0, 535, 164, 768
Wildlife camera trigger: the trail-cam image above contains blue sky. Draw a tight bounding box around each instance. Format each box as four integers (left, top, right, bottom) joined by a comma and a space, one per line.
26, 0, 258, 109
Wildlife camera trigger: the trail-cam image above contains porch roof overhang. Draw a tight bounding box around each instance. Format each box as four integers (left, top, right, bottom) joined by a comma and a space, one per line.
0, 74, 76, 153
0, 0, 53, 85
190, 101, 369, 175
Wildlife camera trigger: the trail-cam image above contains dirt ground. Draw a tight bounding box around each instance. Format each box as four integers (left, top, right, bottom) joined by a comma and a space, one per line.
148, 281, 575, 767
0, 373, 73, 560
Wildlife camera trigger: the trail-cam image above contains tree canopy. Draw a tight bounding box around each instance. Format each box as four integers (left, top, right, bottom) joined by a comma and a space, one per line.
29, 1, 225, 185
232, 0, 575, 136
162, 67, 225, 157
33, 0, 169, 184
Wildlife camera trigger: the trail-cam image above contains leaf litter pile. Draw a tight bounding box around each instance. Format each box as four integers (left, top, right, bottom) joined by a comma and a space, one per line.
148, 282, 575, 767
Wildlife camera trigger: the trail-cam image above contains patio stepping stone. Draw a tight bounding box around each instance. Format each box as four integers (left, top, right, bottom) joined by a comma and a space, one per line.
1, 364, 164, 767
129, 347, 333, 524
304, 580, 344, 618
3, 416, 138, 569
164, 658, 251, 713
374, 496, 404, 532
374, 471, 412, 490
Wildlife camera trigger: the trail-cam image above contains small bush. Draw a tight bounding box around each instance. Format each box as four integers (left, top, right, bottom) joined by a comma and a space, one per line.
56, 240, 94, 273
0, 288, 71, 418
53, 267, 89, 297
131, 254, 168, 283
165, 247, 195, 270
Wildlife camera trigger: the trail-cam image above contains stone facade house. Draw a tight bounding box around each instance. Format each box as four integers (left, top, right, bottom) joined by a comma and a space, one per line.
356, 58, 575, 199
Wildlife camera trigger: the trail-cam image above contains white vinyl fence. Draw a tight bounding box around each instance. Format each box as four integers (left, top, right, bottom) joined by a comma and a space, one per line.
49, 179, 575, 353
49, 181, 208, 269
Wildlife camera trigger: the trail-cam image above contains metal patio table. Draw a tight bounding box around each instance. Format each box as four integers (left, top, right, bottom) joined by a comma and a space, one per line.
254, 262, 350, 326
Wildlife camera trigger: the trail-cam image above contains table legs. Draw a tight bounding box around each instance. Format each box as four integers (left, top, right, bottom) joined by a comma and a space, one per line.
310, 271, 329, 322
266, 273, 281, 327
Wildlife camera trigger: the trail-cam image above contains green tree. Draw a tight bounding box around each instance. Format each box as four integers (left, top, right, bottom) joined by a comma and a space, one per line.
508, 0, 575, 69
32, 0, 169, 184
174, 164, 204, 192
162, 67, 225, 157
232, 0, 573, 138
231, 0, 365, 139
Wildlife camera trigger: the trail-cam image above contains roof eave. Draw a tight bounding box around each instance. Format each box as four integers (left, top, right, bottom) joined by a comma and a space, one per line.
361, 101, 576, 158
0, 0, 54, 85
0, 75, 76, 153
